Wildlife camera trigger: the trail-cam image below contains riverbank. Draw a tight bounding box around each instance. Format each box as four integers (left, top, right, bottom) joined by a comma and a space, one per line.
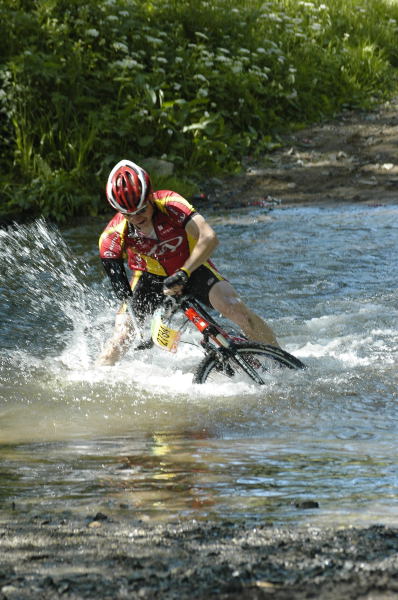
200, 96, 398, 211
1, 515, 398, 599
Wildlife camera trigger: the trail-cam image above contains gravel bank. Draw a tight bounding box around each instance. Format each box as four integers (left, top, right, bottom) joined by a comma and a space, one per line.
1, 516, 398, 599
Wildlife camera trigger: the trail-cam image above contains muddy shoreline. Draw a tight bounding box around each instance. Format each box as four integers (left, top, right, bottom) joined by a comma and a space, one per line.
1, 515, 398, 599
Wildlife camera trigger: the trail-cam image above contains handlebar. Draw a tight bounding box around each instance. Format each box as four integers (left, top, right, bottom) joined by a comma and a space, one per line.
161, 294, 192, 318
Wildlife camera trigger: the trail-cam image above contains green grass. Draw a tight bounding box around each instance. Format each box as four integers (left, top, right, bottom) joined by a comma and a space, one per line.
1, 0, 398, 223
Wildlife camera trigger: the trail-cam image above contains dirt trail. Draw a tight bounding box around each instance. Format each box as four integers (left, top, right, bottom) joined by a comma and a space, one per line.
206, 96, 398, 209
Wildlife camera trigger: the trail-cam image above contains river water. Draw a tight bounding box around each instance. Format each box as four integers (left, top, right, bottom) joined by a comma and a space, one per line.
0, 203, 397, 527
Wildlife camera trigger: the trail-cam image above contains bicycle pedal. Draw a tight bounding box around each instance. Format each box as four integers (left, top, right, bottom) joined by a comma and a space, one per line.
135, 339, 154, 350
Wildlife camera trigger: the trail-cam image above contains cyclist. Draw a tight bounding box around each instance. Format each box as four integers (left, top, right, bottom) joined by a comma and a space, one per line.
97, 159, 279, 365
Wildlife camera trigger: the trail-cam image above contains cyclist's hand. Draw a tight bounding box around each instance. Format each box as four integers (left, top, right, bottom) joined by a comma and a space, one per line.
163, 269, 189, 296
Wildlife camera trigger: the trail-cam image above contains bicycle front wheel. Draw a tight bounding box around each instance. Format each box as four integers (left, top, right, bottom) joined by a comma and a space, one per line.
193, 342, 305, 385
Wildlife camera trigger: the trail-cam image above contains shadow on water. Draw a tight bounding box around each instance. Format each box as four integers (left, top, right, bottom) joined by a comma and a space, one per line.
0, 207, 397, 527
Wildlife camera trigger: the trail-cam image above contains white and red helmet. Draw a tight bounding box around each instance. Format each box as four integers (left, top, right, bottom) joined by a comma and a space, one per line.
106, 159, 152, 214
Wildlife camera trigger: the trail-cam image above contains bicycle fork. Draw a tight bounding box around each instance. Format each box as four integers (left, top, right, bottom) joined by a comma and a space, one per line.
229, 350, 266, 385
201, 335, 266, 386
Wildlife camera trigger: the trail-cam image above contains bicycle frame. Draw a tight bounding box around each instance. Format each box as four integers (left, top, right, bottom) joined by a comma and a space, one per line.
167, 296, 267, 385
146, 294, 303, 382
178, 296, 240, 348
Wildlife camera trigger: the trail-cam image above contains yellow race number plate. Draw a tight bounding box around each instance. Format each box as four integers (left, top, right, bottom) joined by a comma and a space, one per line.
151, 314, 181, 353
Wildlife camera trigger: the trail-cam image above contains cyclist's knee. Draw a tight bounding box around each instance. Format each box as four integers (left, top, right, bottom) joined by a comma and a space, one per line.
210, 281, 241, 313
218, 297, 251, 325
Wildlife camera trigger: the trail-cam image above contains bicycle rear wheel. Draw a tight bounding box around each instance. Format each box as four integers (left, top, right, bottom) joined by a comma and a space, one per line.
193, 342, 305, 385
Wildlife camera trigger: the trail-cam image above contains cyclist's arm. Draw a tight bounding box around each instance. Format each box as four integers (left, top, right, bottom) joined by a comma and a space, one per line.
182, 213, 219, 275
101, 258, 132, 300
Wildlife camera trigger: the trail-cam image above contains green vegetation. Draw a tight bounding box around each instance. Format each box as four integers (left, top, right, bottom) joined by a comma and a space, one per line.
1, 0, 398, 223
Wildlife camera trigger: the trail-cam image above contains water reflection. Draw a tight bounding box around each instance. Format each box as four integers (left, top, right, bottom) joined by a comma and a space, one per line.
1, 431, 397, 527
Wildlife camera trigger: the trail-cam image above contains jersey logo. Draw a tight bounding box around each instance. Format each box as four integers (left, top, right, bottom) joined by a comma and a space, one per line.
157, 224, 174, 236
146, 236, 184, 257
168, 206, 187, 224
131, 255, 146, 269
103, 250, 118, 258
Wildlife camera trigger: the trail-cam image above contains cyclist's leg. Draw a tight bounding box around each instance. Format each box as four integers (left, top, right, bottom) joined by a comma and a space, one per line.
208, 280, 280, 347
96, 305, 135, 366
97, 272, 163, 366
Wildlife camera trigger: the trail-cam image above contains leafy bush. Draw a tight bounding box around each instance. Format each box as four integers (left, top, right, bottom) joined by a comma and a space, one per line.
1, 0, 398, 223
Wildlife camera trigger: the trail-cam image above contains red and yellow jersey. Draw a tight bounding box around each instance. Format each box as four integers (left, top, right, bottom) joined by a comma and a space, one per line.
99, 190, 202, 276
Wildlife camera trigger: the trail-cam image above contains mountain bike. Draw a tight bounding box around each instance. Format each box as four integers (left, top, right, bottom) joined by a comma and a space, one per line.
146, 294, 305, 385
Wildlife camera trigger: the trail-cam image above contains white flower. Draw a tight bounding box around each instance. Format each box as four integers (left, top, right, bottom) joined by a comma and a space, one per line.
232, 64, 242, 74
106, 15, 119, 22
266, 13, 282, 22
145, 35, 163, 45
311, 23, 322, 31
112, 42, 128, 53
112, 57, 143, 69
86, 28, 100, 37
193, 74, 208, 82
195, 31, 209, 40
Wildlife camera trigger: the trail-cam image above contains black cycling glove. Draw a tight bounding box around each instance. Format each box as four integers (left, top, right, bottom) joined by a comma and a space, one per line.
163, 269, 190, 293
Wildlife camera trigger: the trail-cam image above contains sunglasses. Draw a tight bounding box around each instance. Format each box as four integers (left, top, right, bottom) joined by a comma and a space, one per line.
125, 203, 149, 217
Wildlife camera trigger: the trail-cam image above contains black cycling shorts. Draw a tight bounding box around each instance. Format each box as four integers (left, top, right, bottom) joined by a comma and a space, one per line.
124, 265, 225, 323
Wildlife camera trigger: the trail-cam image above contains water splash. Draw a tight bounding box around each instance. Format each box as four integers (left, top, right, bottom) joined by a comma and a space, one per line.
0, 220, 270, 427
0, 219, 100, 357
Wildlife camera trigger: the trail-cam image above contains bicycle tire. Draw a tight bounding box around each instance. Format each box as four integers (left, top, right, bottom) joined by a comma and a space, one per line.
193, 342, 305, 385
